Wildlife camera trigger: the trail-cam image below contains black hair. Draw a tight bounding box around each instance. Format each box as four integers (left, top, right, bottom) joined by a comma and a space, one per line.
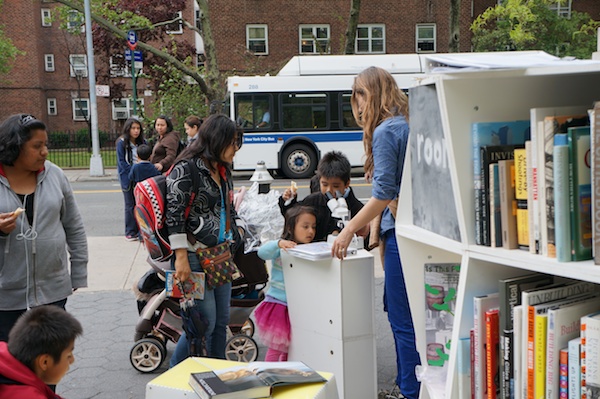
0, 114, 47, 166
317, 151, 351, 184
137, 143, 152, 161
121, 118, 145, 145
177, 114, 243, 172
281, 206, 317, 241
8, 306, 83, 371
155, 115, 173, 133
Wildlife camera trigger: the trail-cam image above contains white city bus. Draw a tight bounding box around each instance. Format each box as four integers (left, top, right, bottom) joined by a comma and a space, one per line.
225, 54, 427, 179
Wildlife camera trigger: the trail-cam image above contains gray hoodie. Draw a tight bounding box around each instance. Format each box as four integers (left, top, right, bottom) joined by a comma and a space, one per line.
0, 161, 88, 310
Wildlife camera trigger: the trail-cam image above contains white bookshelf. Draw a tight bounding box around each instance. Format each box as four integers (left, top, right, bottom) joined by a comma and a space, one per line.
396, 61, 600, 399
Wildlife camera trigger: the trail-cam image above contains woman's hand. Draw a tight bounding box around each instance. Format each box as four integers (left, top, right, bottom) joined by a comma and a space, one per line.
174, 249, 191, 283
331, 229, 353, 259
278, 239, 297, 250
0, 212, 19, 235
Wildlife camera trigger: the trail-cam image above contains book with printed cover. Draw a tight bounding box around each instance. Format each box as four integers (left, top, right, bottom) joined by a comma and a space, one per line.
188, 361, 326, 399
165, 270, 205, 300
581, 312, 600, 399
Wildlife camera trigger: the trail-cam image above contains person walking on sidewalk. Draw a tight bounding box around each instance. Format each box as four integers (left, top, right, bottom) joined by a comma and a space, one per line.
116, 117, 147, 241
330, 67, 421, 399
0, 114, 88, 342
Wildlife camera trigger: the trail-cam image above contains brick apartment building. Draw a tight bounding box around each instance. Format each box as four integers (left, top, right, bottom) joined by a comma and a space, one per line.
0, 0, 598, 133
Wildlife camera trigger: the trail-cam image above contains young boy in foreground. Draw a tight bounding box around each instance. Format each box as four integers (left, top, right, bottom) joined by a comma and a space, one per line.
279, 150, 369, 241
0, 306, 83, 399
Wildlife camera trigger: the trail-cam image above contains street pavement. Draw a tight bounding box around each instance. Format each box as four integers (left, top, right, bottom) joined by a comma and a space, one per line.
55, 168, 398, 399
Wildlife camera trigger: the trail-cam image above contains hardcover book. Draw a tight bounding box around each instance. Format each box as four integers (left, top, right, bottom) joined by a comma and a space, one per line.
567, 126, 592, 261
499, 159, 518, 249
498, 274, 553, 399
581, 312, 600, 399
165, 270, 205, 300
559, 349, 568, 399
553, 134, 572, 262
514, 147, 529, 250
490, 163, 502, 247
188, 361, 326, 399
457, 336, 472, 399
568, 337, 581, 399
542, 113, 589, 258
474, 292, 499, 399
592, 102, 600, 264
486, 309, 500, 399
472, 120, 530, 246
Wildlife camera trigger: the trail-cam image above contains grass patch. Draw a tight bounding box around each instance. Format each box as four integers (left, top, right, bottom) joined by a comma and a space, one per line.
48, 149, 117, 168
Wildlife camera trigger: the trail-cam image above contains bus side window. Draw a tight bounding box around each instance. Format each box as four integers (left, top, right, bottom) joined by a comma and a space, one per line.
340, 93, 359, 128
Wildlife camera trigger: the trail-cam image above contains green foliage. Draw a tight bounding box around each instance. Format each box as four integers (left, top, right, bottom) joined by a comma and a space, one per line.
48, 129, 111, 149
0, 1, 21, 76
471, 0, 600, 58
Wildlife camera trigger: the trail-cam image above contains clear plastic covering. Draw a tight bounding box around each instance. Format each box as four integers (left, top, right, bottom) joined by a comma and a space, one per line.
235, 182, 284, 253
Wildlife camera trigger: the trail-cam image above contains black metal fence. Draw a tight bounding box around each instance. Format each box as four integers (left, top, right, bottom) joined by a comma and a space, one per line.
47, 130, 119, 168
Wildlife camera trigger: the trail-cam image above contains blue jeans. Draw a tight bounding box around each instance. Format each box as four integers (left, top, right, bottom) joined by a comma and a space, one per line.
123, 188, 138, 237
0, 298, 67, 342
170, 252, 231, 367
383, 229, 421, 399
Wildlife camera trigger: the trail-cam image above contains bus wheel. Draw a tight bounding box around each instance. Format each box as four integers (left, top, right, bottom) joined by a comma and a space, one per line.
281, 144, 317, 179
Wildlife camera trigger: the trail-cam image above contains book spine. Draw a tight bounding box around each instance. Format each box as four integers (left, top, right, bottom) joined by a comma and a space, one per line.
569, 337, 581, 399
490, 163, 501, 247
559, 348, 569, 399
544, 117, 558, 258
527, 305, 536, 399
546, 310, 557, 399
554, 134, 572, 262
474, 299, 484, 399
582, 315, 600, 399
474, 124, 484, 246
514, 305, 523, 399
581, 317, 587, 399
458, 336, 473, 399
487, 309, 500, 399
480, 146, 491, 246
534, 313, 548, 399
472, 328, 476, 399
515, 147, 529, 250
593, 103, 600, 264
500, 159, 518, 249
568, 127, 592, 261
528, 135, 540, 254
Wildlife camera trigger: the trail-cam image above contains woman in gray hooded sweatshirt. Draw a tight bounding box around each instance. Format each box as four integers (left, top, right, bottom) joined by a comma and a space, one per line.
0, 114, 88, 342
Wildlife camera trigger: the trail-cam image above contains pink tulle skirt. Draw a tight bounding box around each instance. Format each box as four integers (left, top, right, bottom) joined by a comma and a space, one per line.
253, 300, 290, 352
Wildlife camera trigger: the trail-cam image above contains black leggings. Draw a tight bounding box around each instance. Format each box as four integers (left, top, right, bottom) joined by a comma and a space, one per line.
0, 298, 67, 342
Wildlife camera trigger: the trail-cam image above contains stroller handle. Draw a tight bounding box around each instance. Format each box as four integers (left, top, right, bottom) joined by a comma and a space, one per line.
146, 257, 171, 277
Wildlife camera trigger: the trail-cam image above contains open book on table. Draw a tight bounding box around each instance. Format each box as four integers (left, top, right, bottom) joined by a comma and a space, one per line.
286, 242, 356, 261
188, 361, 326, 399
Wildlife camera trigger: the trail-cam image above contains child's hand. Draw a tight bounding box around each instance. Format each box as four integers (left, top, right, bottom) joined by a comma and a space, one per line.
282, 188, 296, 201
278, 239, 297, 250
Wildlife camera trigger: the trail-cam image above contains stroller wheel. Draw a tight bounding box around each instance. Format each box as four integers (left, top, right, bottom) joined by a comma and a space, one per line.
130, 337, 166, 373
225, 335, 259, 362
240, 318, 255, 337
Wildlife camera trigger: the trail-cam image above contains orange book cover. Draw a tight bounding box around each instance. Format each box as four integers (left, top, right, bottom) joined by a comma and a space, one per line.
486, 309, 500, 399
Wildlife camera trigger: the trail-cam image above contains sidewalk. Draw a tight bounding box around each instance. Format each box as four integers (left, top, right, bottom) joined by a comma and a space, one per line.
57, 168, 398, 399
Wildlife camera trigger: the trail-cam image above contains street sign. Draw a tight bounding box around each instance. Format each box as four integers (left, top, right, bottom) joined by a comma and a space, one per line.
125, 49, 132, 61
127, 30, 137, 51
133, 50, 143, 62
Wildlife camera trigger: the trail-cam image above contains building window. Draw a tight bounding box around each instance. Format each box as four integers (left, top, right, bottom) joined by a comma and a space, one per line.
548, 0, 571, 17
72, 98, 89, 121
112, 98, 144, 120
166, 11, 183, 34
195, 9, 203, 33
355, 24, 385, 54
247, 25, 268, 55
67, 10, 83, 31
41, 8, 52, 27
44, 54, 55, 72
416, 24, 436, 53
299, 25, 330, 54
47, 98, 57, 116
197, 54, 206, 68
69, 55, 88, 78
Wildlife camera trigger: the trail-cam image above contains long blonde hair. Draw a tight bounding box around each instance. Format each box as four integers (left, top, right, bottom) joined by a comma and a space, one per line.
351, 67, 409, 174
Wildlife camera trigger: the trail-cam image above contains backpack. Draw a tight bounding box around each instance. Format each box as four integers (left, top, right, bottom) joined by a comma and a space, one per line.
177, 139, 186, 156
134, 160, 200, 261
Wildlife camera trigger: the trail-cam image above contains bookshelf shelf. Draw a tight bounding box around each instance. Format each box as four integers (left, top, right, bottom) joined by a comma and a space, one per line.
397, 59, 600, 399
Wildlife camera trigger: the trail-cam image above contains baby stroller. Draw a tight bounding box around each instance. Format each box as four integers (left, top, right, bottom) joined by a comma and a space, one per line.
129, 247, 269, 373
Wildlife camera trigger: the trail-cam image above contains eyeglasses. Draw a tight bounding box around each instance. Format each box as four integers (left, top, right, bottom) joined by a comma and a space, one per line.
20, 114, 37, 126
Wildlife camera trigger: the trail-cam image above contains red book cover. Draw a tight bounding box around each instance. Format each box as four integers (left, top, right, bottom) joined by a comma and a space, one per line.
471, 328, 476, 399
486, 309, 500, 399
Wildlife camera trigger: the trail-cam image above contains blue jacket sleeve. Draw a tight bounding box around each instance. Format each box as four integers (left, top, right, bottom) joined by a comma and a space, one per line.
116, 138, 132, 190
257, 240, 281, 260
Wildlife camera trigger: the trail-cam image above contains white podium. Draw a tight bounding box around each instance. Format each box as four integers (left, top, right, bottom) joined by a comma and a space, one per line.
281, 249, 377, 399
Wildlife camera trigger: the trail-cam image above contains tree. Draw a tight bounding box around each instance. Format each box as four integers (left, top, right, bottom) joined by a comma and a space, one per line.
471, 0, 600, 59
0, 0, 21, 77
343, 0, 361, 54
449, 0, 461, 52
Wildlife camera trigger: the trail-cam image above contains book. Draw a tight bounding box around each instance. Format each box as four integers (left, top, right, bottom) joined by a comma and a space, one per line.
474, 292, 500, 399
546, 295, 600, 399
592, 102, 600, 264
499, 159, 518, 249
559, 348, 569, 399
188, 361, 326, 399
534, 312, 548, 399
472, 328, 476, 399
530, 105, 588, 257
553, 134, 572, 262
286, 242, 356, 261
165, 270, 205, 300
498, 274, 554, 399
514, 305, 524, 399
521, 281, 600, 399
472, 120, 531, 246
490, 163, 502, 247
424, 263, 460, 371
543, 113, 590, 258
486, 308, 500, 399
567, 126, 592, 261
458, 336, 472, 399
514, 147, 529, 249
525, 140, 536, 253
480, 144, 521, 246
581, 312, 600, 399
568, 337, 582, 399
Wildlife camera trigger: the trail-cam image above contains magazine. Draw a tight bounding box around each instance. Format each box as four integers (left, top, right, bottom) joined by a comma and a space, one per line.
165, 270, 205, 300
286, 242, 356, 261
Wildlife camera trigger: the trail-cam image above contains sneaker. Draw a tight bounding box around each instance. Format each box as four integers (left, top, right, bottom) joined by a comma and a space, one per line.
125, 235, 138, 242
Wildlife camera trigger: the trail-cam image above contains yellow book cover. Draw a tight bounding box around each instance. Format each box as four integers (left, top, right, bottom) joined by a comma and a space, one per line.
514, 148, 528, 200
534, 313, 548, 399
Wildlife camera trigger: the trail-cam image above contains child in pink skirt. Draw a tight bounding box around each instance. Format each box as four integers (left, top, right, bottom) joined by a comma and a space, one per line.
253, 205, 317, 361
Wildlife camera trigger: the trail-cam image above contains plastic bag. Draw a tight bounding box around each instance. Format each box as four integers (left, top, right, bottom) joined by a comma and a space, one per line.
236, 182, 285, 253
